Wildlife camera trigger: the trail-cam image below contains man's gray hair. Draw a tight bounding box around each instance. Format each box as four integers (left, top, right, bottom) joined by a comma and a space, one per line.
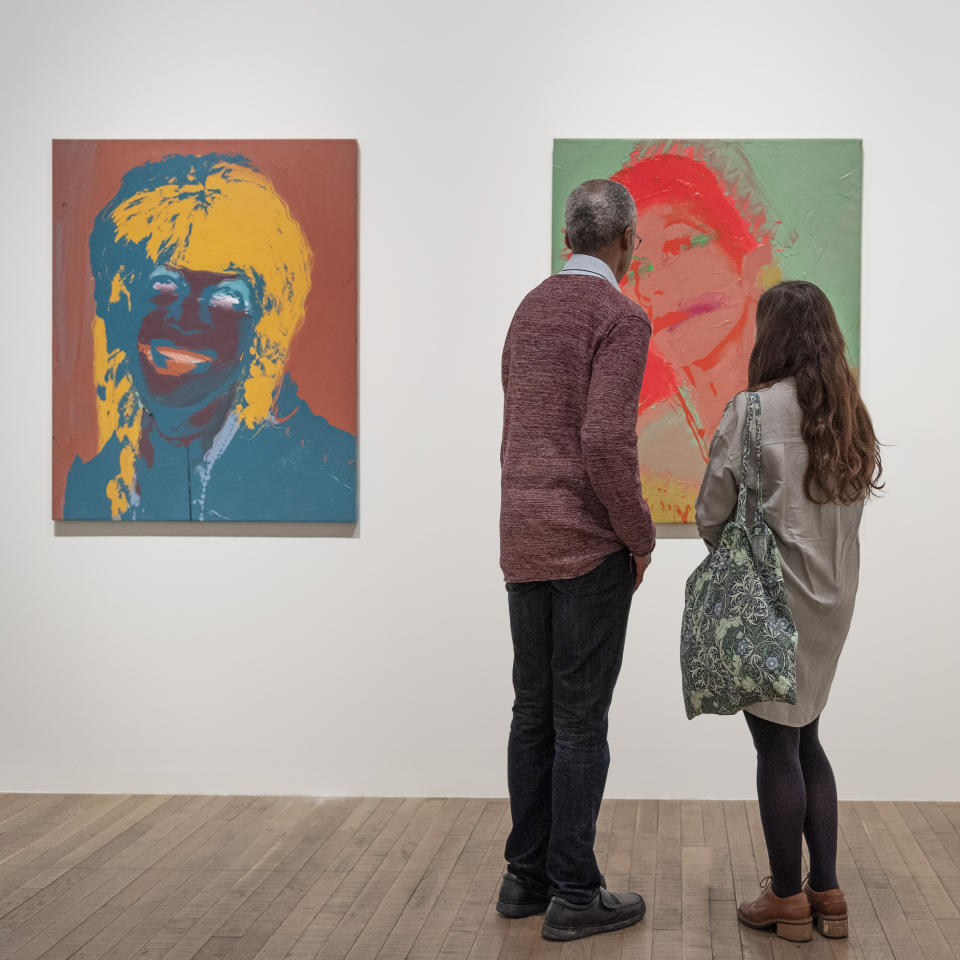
564, 179, 637, 253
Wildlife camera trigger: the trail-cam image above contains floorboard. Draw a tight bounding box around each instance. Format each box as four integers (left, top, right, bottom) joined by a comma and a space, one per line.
0, 798, 954, 959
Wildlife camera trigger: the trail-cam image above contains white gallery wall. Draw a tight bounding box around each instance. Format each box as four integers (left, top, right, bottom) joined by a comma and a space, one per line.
0, 0, 956, 800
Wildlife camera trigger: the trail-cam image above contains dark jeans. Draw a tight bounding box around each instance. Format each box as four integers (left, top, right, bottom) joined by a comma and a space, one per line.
504, 548, 634, 904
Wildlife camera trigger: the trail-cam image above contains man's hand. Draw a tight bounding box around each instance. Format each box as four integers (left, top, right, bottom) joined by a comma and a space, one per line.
632, 552, 652, 591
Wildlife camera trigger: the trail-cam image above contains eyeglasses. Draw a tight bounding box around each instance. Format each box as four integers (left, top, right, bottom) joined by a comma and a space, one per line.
632, 233, 643, 251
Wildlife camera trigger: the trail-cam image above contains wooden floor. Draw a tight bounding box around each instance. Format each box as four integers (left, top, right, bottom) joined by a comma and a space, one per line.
0, 796, 958, 960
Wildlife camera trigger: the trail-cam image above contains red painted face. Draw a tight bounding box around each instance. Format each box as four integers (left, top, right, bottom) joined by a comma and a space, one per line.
629, 205, 747, 367
622, 202, 771, 464
599, 149, 779, 520
612, 152, 773, 449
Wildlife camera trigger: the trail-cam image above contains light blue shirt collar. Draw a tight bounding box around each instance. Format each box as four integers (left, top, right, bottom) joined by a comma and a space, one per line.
559, 254, 620, 291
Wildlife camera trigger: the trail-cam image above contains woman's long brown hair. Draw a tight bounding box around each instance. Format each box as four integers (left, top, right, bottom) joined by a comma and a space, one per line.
748, 280, 883, 504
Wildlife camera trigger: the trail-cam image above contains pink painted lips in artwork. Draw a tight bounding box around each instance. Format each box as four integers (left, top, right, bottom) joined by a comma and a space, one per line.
652, 293, 728, 334
138, 340, 217, 377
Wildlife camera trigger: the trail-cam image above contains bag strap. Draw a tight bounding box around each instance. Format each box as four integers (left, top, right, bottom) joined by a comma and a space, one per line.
736, 392, 764, 533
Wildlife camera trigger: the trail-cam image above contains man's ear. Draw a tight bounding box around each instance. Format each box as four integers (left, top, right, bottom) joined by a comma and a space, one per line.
622, 227, 633, 250
563, 231, 571, 251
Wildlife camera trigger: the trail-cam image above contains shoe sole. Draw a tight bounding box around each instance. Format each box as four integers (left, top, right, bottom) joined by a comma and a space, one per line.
541, 902, 646, 941
496, 900, 549, 919
737, 911, 813, 943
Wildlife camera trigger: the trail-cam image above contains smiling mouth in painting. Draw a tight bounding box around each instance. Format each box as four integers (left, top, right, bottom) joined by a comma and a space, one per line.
138, 340, 217, 376
651, 294, 728, 334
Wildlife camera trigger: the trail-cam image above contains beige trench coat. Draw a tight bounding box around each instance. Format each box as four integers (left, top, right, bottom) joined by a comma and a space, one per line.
694, 379, 864, 727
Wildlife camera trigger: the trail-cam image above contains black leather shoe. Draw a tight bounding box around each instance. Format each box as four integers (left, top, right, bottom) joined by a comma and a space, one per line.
541, 888, 646, 940
496, 871, 551, 918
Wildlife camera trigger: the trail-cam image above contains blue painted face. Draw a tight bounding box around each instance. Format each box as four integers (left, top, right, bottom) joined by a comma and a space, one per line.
112, 264, 260, 440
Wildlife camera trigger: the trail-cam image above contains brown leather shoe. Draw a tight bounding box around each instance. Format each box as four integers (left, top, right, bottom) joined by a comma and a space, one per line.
803, 879, 848, 938
737, 877, 812, 942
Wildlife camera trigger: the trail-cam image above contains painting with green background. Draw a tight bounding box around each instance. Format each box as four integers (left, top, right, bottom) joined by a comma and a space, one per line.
551, 139, 862, 524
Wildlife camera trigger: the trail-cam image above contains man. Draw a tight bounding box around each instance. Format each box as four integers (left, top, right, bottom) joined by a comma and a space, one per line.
498, 179, 656, 941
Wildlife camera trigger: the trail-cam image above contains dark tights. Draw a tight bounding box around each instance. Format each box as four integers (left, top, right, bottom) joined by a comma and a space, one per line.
744, 713, 839, 898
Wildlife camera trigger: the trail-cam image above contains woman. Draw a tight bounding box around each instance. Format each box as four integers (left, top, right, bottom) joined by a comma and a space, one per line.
696, 280, 883, 942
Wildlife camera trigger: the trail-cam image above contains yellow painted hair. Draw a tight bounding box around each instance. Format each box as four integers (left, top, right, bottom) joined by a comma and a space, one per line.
91, 158, 313, 517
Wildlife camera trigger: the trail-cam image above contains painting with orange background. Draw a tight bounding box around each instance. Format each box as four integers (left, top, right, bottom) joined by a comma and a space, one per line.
53, 140, 357, 522
553, 139, 862, 524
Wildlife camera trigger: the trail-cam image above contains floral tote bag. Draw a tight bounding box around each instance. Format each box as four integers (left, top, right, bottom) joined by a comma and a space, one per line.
681, 392, 798, 719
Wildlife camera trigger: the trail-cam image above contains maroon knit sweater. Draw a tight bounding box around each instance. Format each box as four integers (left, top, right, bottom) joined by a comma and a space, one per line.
500, 274, 656, 582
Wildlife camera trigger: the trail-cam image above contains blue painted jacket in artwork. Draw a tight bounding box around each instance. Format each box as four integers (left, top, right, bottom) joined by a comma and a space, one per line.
64, 376, 356, 522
